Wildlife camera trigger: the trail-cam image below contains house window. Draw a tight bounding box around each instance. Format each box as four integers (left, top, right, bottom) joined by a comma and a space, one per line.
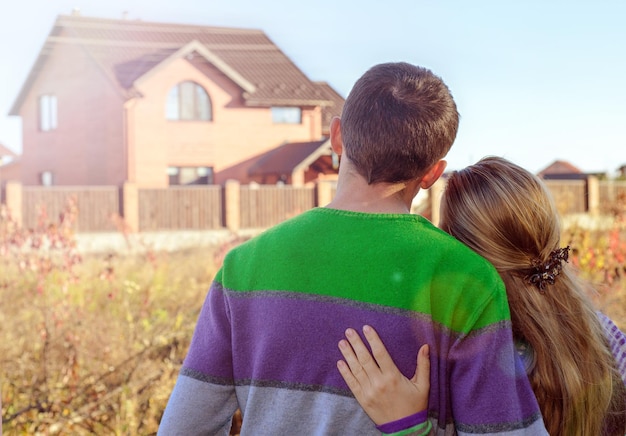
40, 171, 54, 186
167, 166, 214, 185
39, 95, 58, 131
166, 81, 212, 121
271, 107, 301, 124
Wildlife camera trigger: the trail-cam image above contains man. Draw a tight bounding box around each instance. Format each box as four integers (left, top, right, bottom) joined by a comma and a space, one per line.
158, 62, 546, 435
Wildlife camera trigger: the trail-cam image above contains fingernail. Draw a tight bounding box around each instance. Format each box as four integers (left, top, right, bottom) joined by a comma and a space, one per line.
363, 325, 372, 334
345, 328, 356, 337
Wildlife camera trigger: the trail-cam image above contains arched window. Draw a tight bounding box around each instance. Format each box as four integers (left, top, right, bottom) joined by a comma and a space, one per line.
166, 81, 212, 121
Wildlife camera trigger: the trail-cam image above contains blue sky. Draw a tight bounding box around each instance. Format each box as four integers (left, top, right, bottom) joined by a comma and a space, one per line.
1, 0, 624, 173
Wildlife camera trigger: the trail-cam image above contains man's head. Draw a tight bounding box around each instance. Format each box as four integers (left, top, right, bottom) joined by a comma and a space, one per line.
336, 62, 459, 184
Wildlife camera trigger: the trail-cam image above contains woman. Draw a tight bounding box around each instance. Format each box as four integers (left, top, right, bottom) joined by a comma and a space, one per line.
338, 156, 626, 435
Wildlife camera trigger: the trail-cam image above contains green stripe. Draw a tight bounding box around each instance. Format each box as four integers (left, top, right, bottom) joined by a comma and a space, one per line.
384, 421, 432, 436
218, 208, 509, 333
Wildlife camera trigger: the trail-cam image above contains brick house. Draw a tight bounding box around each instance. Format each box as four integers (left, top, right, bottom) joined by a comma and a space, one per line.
537, 160, 587, 180
9, 13, 343, 188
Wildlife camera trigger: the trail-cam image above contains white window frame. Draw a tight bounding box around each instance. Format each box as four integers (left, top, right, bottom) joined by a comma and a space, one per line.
166, 81, 212, 121
167, 166, 214, 185
40, 171, 54, 186
39, 95, 58, 131
271, 107, 302, 124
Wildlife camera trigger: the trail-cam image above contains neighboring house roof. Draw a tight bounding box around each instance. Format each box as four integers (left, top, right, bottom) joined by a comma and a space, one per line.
248, 139, 331, 177
10, 14, 337, 115
0, 143, 17, 158
538, 160, 586, 180
314, 81, 345, 133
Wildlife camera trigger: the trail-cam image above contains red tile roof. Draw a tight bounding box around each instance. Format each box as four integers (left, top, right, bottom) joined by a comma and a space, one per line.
10, 14, 339, 114
314, 81, 345, 135
537, 160, 584, 177
248, 139, 330, 176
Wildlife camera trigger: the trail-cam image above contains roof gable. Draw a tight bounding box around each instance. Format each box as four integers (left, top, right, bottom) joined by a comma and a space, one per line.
128, 40, 256, 93
538, 160, 584, 177
10, 14, 334, 114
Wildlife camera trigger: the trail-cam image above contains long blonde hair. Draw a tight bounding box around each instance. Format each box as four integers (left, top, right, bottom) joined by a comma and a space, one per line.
439, 156, 626, 435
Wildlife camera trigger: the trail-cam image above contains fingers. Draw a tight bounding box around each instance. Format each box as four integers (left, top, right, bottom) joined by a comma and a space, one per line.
409, 343, 431, 412
362, 325, 398, 374
337, 359, 361, 395
338, 326, 431, 394
337, 330, 371, 397
344, 328, 380, 375
338, 336, 361, 377
413, 344, 430, 391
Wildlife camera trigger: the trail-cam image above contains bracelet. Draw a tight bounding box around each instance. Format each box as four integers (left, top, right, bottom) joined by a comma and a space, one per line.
375, 409, 428, 433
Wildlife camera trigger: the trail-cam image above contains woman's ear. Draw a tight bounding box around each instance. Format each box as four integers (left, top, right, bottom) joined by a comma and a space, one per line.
330, 116, 343, 155
420, 160, 447, 189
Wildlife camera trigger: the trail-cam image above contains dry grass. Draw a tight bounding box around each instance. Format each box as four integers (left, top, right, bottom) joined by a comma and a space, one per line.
565, 221, 626, 331
0, 247, 217, 435
1, 199, 626, 435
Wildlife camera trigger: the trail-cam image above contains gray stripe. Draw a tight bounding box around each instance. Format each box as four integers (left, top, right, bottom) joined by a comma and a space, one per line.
182, 366, 353, 397
456, 411, 544, 434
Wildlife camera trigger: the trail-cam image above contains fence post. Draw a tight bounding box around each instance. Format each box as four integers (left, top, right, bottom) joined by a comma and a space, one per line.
586, 175, 599, 216
429, 178, 445, 226
316, 179, 334, 207
5, 181, 22, 227
225, 180, 241, 232
122, 182, 139, 232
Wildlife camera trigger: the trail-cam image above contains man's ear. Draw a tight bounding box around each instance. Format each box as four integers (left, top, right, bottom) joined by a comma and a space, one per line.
330, 116, 343, 155
420, 160, 447, 189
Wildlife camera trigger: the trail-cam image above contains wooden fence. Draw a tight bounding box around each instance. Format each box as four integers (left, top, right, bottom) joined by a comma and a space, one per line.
1, 177, 624, 233
239, 185, 315, 229
138, 186, 223, 231
598, 180, 626, 211
21, 186, 120, 232
545, 179, 626, 215
2, 180, 335, 233
544, 180, 588, 215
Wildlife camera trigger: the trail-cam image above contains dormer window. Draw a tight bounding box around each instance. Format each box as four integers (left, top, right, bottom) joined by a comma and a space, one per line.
166, 81, 212, 121
271, 107, 302, 124
39, 95, 58, 131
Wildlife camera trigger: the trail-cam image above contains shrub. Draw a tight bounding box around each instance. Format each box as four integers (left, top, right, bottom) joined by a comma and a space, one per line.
0, 200, 216, 434
1, 197, 626, 434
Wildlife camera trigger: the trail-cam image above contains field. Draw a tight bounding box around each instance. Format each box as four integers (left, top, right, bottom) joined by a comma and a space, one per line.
1, 203, 626, 435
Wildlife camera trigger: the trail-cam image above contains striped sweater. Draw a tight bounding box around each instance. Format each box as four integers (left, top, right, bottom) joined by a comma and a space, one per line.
598, 312, 626, 385
158, 208, 547, 435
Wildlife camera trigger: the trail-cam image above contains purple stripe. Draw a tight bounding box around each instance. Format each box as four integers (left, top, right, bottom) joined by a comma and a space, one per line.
184, 282, 235, 379
195, 288, 443, 390
184, 285, 539, 427
376, 410, 427, 433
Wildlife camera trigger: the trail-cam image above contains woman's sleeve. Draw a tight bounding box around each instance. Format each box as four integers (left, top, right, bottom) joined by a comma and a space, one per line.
377, 410, 432, 436
597, 311, 626, 385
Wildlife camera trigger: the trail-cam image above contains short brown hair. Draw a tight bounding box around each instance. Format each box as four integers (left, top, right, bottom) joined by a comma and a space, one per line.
340, 62, 459, 184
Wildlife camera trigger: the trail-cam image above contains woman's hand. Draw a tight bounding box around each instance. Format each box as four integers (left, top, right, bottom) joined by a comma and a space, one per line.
337, 325, 430, 426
